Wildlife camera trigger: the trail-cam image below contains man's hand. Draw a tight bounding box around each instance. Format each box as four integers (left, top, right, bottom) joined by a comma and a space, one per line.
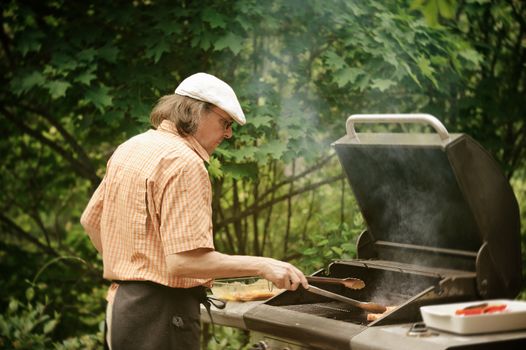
257, 257, 308, 291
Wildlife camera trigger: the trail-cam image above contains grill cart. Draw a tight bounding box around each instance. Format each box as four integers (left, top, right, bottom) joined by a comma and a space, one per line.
204, 114, 525, 350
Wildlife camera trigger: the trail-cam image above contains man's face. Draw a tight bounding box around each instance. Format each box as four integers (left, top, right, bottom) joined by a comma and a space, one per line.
193, 106, 234, 155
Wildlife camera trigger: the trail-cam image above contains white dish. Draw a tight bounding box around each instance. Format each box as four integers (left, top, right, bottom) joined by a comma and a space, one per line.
420, 299, 526, 335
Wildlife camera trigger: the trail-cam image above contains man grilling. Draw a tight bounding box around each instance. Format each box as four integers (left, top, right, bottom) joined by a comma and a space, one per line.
80, 72, 309, 350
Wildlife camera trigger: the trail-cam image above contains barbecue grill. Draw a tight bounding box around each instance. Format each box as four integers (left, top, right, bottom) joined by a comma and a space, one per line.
238, 114, 524, 349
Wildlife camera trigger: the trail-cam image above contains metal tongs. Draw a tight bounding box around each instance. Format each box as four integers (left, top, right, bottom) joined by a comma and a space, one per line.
305, 285, 387, 313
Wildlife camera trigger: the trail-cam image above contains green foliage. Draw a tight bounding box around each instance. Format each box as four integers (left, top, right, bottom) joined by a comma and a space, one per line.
296, 222, 362, 273
54, 334, 103, 350
0, 241, 105, 343
205, 326, 251, 350
0, 0, 524, 347
511, 175, 526, 301
0, 287, 103, 350
0, 290, 59, 349
411, 0, 458, 26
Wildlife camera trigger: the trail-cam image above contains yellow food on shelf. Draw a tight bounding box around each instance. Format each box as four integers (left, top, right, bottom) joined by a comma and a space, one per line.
211, 279, 284, 301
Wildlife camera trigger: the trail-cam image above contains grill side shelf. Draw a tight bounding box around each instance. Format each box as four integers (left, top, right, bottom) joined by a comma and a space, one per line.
244, 304, 364, 350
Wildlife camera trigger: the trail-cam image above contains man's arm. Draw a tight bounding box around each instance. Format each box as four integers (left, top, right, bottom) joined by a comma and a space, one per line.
166, 248, 308, 291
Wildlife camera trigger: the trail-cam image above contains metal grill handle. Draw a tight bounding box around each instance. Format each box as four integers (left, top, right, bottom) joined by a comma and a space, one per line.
346, 114, 450, 142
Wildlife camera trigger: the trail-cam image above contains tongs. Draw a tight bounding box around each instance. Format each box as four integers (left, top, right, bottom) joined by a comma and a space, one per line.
306, 285, 387, 313
306, 276, 365, 290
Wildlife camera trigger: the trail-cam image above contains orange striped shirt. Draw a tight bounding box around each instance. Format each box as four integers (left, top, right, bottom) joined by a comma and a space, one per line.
80, 120, 214, 302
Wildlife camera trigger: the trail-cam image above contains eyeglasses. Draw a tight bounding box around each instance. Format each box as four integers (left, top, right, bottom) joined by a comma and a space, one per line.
211, 110, 233, 131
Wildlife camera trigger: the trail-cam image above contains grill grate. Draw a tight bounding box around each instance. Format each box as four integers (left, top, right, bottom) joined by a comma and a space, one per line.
281, 301, 368, 324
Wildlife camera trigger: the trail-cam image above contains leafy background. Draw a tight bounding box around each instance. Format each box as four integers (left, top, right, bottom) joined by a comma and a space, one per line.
1, 0, 525, 349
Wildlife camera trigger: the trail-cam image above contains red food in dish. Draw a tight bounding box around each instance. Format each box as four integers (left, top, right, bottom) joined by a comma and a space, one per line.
455, 304, 507, 316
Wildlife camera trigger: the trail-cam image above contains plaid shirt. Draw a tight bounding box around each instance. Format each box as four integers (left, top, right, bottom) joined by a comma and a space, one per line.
81, 120, 214, 302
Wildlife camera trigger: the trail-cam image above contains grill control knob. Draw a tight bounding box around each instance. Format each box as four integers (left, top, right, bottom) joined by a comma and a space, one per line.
250, 340, 269, 350
407, 322, 438, 337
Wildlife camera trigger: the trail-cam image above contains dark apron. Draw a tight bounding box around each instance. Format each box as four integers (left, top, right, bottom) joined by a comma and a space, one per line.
109, 281, 206, 350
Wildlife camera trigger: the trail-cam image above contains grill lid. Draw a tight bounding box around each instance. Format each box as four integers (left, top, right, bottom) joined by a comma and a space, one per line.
331, 114, 521, 298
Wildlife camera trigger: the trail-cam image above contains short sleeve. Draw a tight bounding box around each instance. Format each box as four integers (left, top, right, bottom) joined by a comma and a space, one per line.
80, 178, 106, 253
158, 160, 214, 255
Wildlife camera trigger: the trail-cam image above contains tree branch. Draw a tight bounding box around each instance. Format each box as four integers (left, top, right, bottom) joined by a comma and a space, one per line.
258, 153, 336, 202
0, 213, 58, 257
232, 179, 245, 254
508, 122, 526, 178
0, 214, 103, 280
283, 160, 295, 256
302, 190, 316, 241
1, 107, 100, 186
507, 0, 526, 29
18, 102, 97, 177
0, 9, 15, 69
216, 174, 345, 231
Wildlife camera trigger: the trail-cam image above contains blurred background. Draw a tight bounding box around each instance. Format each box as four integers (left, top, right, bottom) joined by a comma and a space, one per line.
0, 0, 524, 349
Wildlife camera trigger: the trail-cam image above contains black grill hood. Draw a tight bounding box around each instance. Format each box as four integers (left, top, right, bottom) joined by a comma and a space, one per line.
331, 114, 521, 298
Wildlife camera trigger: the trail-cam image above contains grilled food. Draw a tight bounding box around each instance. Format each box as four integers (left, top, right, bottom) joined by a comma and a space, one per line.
367, 306, 397, 321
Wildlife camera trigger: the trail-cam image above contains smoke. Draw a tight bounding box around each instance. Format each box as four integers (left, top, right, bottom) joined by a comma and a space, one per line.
335, 141, 482, 304
343, 143, 480, 259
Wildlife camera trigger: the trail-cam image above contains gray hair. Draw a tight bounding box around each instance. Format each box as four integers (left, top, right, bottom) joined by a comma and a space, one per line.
149, 94, 211, 136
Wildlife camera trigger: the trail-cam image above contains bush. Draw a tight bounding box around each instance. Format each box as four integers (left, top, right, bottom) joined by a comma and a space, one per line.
0, 289, 59, 350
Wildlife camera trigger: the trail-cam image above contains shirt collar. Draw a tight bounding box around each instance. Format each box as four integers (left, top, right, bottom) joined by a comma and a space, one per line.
157, 120, 210, 163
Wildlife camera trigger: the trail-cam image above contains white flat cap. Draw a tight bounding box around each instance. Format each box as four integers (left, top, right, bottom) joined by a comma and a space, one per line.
174, 72, 246, 125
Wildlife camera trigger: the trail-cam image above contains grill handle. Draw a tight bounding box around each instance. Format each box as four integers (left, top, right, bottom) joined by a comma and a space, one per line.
346, 114, 450, 142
